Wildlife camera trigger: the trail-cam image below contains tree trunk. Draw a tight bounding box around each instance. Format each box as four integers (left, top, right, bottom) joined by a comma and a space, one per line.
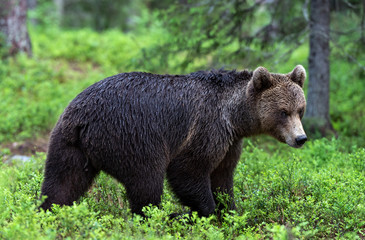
305, 0, 334, 136
0, 0, 32, 57
53, 0, 64, 25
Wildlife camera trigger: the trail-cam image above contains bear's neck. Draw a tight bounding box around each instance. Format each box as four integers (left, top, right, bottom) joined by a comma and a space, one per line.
227, 83, 262, 139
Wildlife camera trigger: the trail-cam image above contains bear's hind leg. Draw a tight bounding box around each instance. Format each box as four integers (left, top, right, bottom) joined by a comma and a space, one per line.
40, 143, 99, 211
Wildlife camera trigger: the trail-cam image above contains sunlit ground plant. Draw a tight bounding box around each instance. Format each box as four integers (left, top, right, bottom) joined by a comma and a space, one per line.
1, 13, 364, 239
1, 139, 364, 239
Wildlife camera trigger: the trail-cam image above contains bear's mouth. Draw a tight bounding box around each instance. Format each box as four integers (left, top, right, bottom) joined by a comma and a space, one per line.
288, 142, 304, 148
286, 134, 307, 148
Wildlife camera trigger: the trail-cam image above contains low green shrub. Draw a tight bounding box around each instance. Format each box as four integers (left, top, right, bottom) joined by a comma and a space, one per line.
1, 139, 364, 239
0, 54, 103, 143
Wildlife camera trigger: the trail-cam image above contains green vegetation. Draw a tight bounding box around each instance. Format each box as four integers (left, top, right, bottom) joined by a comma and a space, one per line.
1, 139, 365, 239
1, 25, 364, 145
1, 2, 365, 239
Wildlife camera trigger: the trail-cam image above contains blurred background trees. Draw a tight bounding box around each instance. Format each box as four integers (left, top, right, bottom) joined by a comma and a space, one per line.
306, 0, 332, 136
0, 0, 32, 56
0, 0, 364, 142
2, 2, 365, 238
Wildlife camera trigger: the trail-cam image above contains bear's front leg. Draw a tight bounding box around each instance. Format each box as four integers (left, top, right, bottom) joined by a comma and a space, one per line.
115, 164, 166, 216
210, 140, 242, 212
167, 163, 216, 217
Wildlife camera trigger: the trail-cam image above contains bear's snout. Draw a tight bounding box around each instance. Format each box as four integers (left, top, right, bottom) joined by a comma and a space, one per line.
295, 135, 307, 146
281, 117, 307, 148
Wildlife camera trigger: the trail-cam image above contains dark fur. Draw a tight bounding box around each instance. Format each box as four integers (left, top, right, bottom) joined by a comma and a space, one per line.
40, 68, 304, 216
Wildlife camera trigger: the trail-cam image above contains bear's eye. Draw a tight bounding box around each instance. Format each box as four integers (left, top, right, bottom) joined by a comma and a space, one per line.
280, 111, 289, 118
299, 108, 304, 119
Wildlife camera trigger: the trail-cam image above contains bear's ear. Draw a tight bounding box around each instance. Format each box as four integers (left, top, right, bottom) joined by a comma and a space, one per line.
252, 66, 272, 92
289, 65, 306, 88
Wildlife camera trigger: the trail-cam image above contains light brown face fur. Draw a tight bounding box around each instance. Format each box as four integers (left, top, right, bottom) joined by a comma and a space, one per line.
253, 65, 307, 148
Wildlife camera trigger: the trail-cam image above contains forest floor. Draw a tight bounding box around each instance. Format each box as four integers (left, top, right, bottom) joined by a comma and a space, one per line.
1, 135, 49, 156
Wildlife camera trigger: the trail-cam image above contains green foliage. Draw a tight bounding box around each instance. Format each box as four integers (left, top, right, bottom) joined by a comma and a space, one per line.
237, 139, 365, 238
0, 52, 101, 143
1, 2, 365, 238
62, 0, 133, 31
27, 0, 59, 27
1, 139, 365, 239
330, 60, 365, 146
1, 10, 364, 144
0, 24, 167, 143
28, 0, 151, 32
144, 0, 310, 71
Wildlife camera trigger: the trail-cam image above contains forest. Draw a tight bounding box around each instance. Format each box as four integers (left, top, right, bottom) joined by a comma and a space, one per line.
0, 0, 365, 239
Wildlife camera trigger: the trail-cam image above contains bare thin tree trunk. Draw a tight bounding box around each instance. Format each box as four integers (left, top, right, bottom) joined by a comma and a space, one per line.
0, 0, 32, 56
54, 0, 64, 25
305, 0, 334, 136
361, 0, 365, 44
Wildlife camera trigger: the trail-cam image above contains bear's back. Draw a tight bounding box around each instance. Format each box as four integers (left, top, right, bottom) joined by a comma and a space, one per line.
57, 70, 251, 163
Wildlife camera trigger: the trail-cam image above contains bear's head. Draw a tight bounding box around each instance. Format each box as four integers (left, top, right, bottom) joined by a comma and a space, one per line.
249, 65, 307, 148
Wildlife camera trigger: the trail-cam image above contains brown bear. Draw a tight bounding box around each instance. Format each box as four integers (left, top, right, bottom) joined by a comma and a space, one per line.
40, 65, 307, 217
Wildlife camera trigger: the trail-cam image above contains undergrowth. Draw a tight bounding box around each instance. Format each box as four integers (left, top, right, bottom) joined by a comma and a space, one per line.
1, 139, 364, 239
1, 8, 365, 239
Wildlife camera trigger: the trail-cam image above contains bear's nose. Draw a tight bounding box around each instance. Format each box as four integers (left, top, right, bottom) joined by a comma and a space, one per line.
295, 135, 307, 146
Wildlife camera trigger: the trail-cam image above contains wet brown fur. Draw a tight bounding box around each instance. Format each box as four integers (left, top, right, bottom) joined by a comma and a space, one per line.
39, 66, 307, 217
